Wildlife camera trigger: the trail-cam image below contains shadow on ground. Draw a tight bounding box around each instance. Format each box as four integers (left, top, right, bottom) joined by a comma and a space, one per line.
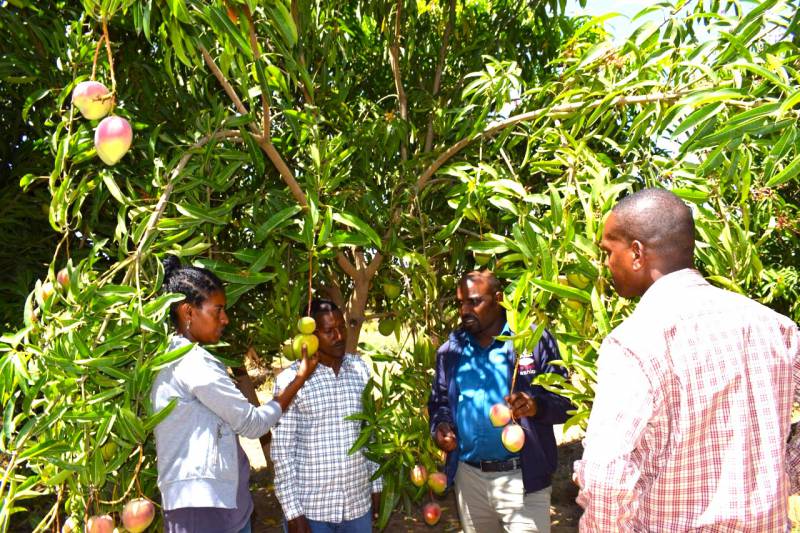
249, 440, 583, 532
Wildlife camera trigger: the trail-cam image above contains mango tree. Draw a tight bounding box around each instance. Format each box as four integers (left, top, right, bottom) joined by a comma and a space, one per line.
2, 0, 800, 529
0, 0, 582, 529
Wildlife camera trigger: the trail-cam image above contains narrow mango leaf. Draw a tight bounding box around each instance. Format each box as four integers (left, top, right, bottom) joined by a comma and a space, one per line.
677, 88, 743, 107
377, 474, 398, 529
766, 153, 800, 187
18, 441, 69, 460
214, 270, 275, 285
332, 212, 382, 249
347, 427, 373, 455
102, 174, 128, 205
118, 407, 146, 443
148, 341, 193, 370
266, 1, 298, 48
590, 287, 610, 336
205, 4, 252, 58
434, 216, 462, 240
255, 206, 303, 243
91, 448, 106, 487
672, 188, 710, 203
175, 203, 228, 225
142, 293, 185, 319
530, 278, 591, 303
144, 399, 177, 432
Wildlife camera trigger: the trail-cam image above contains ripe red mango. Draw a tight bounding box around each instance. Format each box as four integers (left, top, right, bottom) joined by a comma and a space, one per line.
422, 502, 441, 526
40, 281, 55, 301
72, 81, 112, 120
95, 116, 132, 165
57, 268, 70, 288
410, 464, 428, 487
122, 497, 155, 533
501, 424, 525, 453
427, 471, 447, 495
85, 514, 114, 533
489, 403, 511, 427
61, 517, 77, 533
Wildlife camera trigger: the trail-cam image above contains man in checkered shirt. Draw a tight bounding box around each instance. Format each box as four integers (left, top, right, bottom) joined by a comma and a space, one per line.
574, 188, 800, 531
271, 299, 382, 532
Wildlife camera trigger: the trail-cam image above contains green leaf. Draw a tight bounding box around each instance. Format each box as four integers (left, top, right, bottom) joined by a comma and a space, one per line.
205, 5, 252, 59
332, 212, 382, 249
148, 342, 193, 371
144, 398, 177, 432
266, 1, 298, 48
766, 153, 800, 187
671, 103, 724, 138
255, 206, 302, 242
677, 89, 743, 107
22, 88, 50, 121
347, 427, 373, 455
529, 278, 591, 303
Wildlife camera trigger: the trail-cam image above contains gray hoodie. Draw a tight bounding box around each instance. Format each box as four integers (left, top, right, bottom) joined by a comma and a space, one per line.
151, 336, 282, 510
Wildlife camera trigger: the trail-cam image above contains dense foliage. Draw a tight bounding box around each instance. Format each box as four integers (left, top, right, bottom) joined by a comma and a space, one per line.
1, 0, 799, 530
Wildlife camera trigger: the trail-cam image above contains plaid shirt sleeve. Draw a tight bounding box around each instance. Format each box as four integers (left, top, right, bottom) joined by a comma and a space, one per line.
574, 338, 655, 532
786, 327, 800, 494
270, 368, 304, 521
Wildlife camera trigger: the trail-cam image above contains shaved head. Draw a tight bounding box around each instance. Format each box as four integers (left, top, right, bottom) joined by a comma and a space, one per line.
610, 188, 695, 268
459, 270, 501, 294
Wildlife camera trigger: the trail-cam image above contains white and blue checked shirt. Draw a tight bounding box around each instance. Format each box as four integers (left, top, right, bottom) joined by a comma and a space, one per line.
271, 354, 382, 522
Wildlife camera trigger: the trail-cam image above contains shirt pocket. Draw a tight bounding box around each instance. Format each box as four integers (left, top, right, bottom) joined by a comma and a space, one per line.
205, 422, 237, 481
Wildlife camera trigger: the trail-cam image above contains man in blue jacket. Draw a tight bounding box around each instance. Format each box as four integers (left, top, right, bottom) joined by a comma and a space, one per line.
428, 270, 571, 532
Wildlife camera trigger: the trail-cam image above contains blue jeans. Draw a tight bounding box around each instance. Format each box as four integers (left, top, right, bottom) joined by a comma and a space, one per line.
283, 511, 372, 533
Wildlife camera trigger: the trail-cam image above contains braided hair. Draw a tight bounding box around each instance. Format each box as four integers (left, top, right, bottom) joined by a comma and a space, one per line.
162, 254, 224, 326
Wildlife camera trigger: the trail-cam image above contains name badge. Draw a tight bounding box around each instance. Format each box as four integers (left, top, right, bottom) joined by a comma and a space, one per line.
517, 352, 537, 376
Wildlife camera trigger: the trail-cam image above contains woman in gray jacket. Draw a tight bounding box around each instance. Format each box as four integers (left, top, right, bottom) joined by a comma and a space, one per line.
152, 255, 318, 533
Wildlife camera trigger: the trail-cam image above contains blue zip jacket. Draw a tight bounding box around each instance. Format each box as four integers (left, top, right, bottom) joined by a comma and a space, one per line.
427, 326, 572, 494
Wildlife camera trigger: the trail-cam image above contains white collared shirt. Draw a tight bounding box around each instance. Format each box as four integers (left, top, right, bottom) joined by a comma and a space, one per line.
575, 269, 800, 531
271, 354, 382, 522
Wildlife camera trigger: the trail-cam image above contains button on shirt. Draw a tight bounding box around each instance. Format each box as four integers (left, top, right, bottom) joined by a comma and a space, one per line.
574, 269, 800, 532
455, 323, 517, 463
271, 355, 382, 522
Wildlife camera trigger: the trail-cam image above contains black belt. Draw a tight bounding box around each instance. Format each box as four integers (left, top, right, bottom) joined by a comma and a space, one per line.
464, 458, 521, 473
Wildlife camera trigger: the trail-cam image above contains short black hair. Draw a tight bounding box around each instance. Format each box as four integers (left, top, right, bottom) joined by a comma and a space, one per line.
459, 270, 502, 294
162, 254, 224, 325
611, 188, 695, 265
307, 298, 341, 321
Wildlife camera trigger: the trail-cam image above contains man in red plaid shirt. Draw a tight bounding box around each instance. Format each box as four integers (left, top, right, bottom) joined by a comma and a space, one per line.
574, 188, 800, 532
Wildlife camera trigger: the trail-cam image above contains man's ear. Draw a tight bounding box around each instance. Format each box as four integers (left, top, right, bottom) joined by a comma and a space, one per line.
495, 291, 504, 304
630, 240, 645, 271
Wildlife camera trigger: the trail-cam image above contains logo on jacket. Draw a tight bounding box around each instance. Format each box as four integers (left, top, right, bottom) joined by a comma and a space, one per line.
517, 352, 537, 375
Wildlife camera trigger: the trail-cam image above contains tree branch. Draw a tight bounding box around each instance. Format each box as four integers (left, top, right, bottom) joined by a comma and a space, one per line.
366, 252, 383, 279
415, 89, 694, 192
128, 130, 243, 279
336, 250, 359, 279
200, 44, 309, 207
388, 0, 408, 161
290, 0, 314, 105
93, 130, 242, 344
242, 5, 270, 136
200, 45, 249, 116
424, 0, 456, 153
252, 135, 307, 206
